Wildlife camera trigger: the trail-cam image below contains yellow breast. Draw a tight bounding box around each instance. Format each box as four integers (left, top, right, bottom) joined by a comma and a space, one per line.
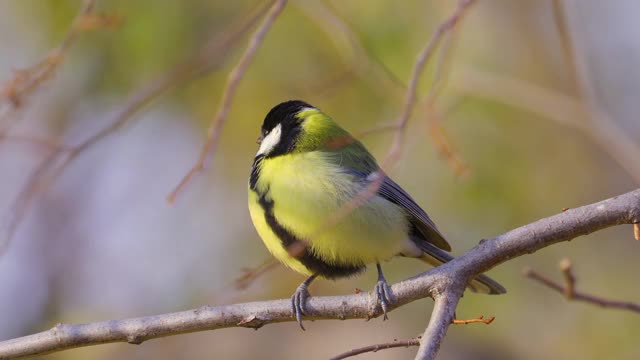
248, 151, 409, 276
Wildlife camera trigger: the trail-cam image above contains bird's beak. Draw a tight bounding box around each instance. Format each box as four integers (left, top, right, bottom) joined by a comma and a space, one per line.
256, 134, 264, 145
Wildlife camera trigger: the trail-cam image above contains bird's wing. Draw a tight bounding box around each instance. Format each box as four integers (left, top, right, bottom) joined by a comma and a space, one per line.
377, 176, 451, 251
321, 138, 451, 251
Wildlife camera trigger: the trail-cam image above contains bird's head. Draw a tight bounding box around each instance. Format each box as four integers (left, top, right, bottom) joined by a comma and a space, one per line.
256, 100, 347, 158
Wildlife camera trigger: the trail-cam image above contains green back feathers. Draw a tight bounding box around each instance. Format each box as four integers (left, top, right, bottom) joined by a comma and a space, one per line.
295, 108, 378, 174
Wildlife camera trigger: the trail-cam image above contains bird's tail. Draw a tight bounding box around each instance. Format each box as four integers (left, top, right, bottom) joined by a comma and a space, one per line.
414, 240, 506, 295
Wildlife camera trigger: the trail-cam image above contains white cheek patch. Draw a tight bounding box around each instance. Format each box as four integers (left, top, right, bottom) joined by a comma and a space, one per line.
257, 123, 282, 155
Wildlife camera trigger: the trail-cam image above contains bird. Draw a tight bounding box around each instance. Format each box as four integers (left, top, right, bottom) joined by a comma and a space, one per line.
248, 100, 505, 329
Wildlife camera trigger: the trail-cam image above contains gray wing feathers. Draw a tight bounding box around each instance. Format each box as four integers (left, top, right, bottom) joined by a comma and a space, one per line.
377, 176, 506, 295
378, 176, 451, 251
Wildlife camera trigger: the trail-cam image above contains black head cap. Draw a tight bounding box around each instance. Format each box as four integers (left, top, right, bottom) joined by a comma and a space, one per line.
256, 100, 317, 157
262, 100, 315, 133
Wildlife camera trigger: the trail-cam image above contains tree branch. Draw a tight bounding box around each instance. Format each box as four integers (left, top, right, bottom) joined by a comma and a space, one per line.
524, 259, 640, 313
414, 289, 462, 360
0, 189, 638, 359
0, 0, 101, 133
330, 337, 421, 360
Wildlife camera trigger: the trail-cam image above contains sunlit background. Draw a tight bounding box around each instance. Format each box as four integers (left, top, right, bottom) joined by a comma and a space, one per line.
1, 1, 639, 359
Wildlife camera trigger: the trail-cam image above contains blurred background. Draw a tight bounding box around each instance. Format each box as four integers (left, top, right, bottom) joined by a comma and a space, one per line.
0, 0, 639, 359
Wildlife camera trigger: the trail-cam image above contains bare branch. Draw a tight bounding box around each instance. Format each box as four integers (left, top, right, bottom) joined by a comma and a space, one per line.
551, 0, 580, 92
552, 0, 599, 109
384, 0, 477, 168
414, 288, 462, 360
330, 337, 421, 360
421, 2, 472, 178
234, 259, 279, 291
0, 188, 638, 359
0, 134, 67, 153
73, 12, 124, 31
293, 0, 406, 100
0, 0, 101, 133
326, 313, 492, 360
451, 315, 494, 325
0, 151, 60, 255
167, 0, 288, 204
425, 106, 470, 178
524, 259, 640, 313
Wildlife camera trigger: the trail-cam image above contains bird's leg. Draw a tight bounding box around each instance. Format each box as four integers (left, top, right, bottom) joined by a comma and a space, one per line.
291, 274, 317, 330
374, 263, 393, 320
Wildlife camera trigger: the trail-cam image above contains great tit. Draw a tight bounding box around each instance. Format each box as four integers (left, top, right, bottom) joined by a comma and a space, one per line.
248, 100, 505, 329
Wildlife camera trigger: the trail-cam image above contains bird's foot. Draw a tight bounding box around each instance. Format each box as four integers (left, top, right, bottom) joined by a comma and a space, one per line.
373, 278, 393, 320
291, 283, 311, 330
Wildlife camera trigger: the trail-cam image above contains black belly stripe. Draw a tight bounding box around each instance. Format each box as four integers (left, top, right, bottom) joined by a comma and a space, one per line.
254, 189, 365, 279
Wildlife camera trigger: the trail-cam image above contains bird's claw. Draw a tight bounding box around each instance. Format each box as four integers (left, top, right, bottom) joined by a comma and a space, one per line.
291, 284, 311, 330
374, 278, 393, 320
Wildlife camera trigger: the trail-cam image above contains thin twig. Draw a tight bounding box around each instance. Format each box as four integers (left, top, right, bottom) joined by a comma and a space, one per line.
0, 134, 67, 152
0, 151, 60, 255
73, 12, 124, 30
451, 315, 494, 325
421, 1, 472, 178
385, 0, 474, 168
425, 106, 470, 177
634, 223, 640, 241
198, 258, 281, 306
0, 188, 638, 359
329, 337, 421, 360
0, 0, 100, 133
552, 0, 599, 113
558, 258, 575, 299
167, 0, 288, 204
234, 259, 280, 290
551, 0, 580, 93
386, 0, 476, 166
293, 0, 406, 100
524, 260, 640, 313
